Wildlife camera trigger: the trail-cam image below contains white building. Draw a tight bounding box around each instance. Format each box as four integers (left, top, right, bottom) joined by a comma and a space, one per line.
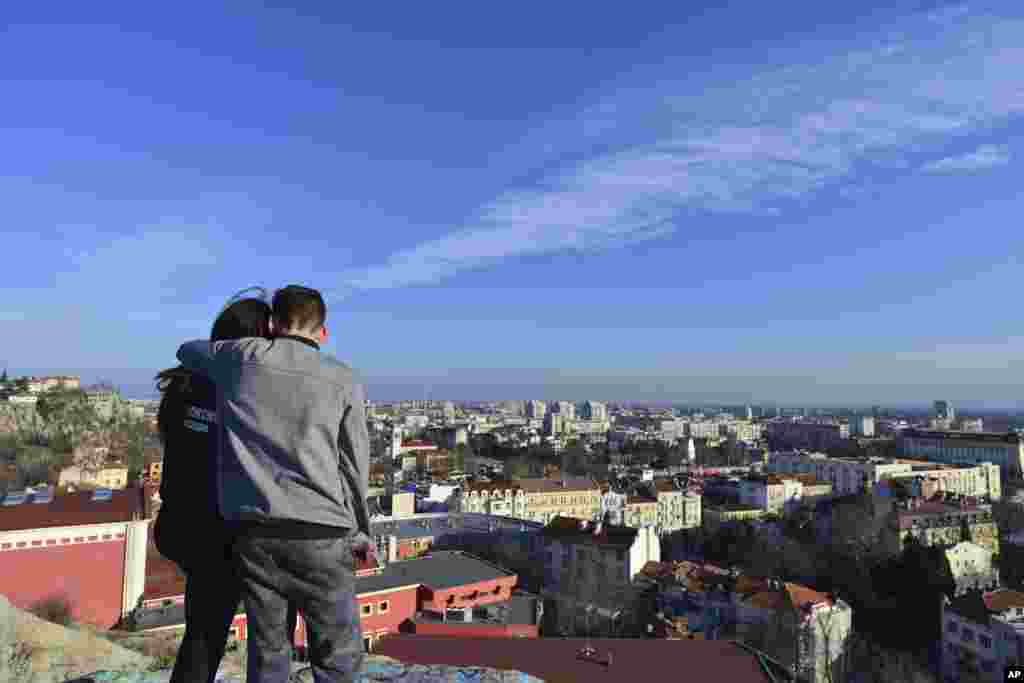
849, 416, 876, 438
885, 461, 1001, 502
540, 517, 660, 634
738, 476, 805, 515
553, 401, 576, 421
403, 414, 429, 430
600, 490, 627, 526
767, 452, 911, 496
544, 413, 565, 437
961, 418, 985, 433
524, 400, 547, 420
946, 541, 1000, 595
651, 479, 701, 534
580, 401, 607, 422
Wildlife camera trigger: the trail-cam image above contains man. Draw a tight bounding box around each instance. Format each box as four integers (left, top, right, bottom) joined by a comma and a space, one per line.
177, 285, 371, 683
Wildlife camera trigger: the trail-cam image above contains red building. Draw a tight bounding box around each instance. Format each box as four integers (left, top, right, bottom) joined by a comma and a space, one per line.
132, 549, 539, 651
0, 487, 149, 628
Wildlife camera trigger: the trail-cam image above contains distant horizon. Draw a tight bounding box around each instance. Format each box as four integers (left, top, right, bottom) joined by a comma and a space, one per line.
8, 367, 1024, 413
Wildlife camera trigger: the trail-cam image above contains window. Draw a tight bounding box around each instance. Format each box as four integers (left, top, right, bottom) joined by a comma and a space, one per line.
363, 637, 372, 653
361, 603, 373, 617
378, 601, 389, 614
979, 635, 991, 648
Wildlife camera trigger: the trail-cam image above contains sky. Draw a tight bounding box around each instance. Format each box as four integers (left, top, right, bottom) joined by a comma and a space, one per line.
2, 1, 1024, 406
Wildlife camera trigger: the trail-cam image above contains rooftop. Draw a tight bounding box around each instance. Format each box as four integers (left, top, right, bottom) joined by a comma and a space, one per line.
0, 487, 144, 532
373, 635, 793, 683
540, 516, 638, 548
358, 550, 515, 595
901, 429, 1021, 444
983, 589, 1024, 613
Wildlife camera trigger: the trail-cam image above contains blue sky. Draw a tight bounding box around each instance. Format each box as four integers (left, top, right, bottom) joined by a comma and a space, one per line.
3, 1, 1023, 405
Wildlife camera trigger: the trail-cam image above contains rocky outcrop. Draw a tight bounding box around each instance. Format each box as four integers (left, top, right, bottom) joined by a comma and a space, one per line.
1, 596, 542, 683
0, 595, 153, 683
61, 657, 543, 682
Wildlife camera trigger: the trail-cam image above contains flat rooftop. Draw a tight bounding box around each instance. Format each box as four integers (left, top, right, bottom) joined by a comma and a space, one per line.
358, 550, 516, 595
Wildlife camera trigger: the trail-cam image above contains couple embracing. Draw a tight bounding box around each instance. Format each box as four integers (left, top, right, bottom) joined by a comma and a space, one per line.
154, 285, 372, 683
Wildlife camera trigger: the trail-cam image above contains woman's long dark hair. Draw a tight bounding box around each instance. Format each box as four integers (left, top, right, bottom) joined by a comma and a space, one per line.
155, 298, 272, 444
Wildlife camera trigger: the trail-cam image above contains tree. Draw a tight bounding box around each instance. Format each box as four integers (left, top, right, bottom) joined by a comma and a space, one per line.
35, 388, 96, 453
0, 368, 7, 384
15, 445, 60, 488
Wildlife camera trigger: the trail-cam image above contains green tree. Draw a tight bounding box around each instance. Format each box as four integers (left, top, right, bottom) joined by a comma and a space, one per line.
36, 388, 96, 452
15, 445, 59, 488
0, 368, 7, 383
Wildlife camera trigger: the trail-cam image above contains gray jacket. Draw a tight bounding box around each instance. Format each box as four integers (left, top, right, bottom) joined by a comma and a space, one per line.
176, 336, 371, 538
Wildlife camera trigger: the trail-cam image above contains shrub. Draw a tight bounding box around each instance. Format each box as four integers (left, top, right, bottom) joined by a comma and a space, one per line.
28, 595, 74, 626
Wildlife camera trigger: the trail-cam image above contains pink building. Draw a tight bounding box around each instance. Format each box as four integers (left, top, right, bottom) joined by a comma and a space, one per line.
0, 487, 148, 628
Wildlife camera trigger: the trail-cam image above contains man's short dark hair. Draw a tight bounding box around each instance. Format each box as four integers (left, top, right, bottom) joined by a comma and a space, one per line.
272, 285, 326, 332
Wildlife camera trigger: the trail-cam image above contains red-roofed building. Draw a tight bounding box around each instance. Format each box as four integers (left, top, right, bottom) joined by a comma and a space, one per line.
374, 635, 795, 683
132, 549, 538, 653
0, 487, 148, 628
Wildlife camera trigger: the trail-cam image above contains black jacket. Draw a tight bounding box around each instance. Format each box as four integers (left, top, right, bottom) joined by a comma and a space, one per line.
153, 368, 232, 572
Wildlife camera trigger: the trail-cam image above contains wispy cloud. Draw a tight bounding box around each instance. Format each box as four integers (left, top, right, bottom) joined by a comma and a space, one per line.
343, 7, 1024, 291
921, 144, 1012, 172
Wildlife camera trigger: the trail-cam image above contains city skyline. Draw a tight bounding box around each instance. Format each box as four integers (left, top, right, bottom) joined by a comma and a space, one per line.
3, 2, 1023, 402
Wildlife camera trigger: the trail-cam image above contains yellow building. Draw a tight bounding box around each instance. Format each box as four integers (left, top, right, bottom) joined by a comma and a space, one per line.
702, 504, 766, 533
624, 496, 659, 529
883, 498, 999, 556
456, 477, 600, 524
58, 465, 129, 490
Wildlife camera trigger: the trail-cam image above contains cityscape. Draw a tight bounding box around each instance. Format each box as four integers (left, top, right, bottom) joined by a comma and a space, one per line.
2, 373, 1024, 682
3, 2, 1024, 682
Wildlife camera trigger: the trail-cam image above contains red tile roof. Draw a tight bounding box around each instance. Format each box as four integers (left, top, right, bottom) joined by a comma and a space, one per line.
374, 635, 788, 683
983, 589, 1024, 613
0, 488, 143, 532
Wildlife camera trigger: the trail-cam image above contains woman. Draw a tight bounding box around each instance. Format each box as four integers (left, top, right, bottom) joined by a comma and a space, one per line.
154, 291, 300, 681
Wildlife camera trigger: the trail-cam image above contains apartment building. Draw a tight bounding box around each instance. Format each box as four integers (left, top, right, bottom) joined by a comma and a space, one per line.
882, 496, 999, 556
887, 461, 1001, 502
766, 421, 848, 451
454, 477, 601, 524
57, 465, 130, 490
899, 429, 1024, 481
623, 495, 658, 529
580, 401, 607, 422
650, 479, 702, 535
768, 452, 911, 496
945, 541, 1000, 595
942, 589, 1024, 682
770, 450, 1003, 502
540, 516, 660, 635
525, 400, 547, 420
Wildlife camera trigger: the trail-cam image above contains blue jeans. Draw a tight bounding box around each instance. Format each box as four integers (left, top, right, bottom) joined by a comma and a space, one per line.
233, 535, 364, 683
